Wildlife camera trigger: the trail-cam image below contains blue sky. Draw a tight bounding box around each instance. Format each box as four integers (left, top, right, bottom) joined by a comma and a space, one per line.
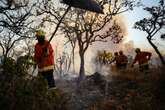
124, 0, 160, 49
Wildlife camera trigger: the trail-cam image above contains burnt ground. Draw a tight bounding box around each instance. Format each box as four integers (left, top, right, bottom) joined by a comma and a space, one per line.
56, 67, 165, 110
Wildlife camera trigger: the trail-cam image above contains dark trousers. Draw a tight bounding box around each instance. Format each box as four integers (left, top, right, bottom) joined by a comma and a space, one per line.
139, 64, 149, 72
40, 69, 55, 88
116, 63, 127, 70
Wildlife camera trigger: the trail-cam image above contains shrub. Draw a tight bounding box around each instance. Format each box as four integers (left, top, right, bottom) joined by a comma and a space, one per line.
0, 56, 69, 110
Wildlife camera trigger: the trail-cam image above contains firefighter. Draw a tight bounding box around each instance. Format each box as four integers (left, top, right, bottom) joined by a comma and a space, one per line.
34, 29, 56, 89
102, 50, 107, 64
131, 48, 152, 72
118, 50, 128, 69
96, 50, 102, 64
112, 52, 120, 69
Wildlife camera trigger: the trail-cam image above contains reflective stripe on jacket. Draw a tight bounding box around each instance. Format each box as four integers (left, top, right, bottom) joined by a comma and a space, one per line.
38, 65, 54, 72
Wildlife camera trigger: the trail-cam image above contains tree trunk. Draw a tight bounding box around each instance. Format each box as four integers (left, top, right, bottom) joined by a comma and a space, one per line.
78, 52, 85, 81
3, 51, 8, 66
147, 38, 165, 65
72, 47, 75, 73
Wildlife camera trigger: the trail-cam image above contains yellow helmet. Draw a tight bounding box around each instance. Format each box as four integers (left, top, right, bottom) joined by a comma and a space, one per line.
35, 29, 46, 37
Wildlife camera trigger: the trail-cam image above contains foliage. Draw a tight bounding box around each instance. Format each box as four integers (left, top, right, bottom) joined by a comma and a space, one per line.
0, 0, 38, 58
160, 33, 165, 40
95, 50, 113, 65
0, 56, 70, 110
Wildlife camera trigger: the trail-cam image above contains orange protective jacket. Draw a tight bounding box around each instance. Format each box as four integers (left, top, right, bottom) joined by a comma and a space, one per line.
118, 54, 128, 64
114, 56, 120, 65
133, 51, 152, 65
34, 40, 54, 72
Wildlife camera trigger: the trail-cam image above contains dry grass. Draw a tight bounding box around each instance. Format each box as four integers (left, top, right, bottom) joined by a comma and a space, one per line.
109, 65, 141, 81
88, 65, 165, 110
109, 64, 164, 82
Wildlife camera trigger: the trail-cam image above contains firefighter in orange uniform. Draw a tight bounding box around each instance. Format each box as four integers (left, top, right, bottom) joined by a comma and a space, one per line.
118, 50, 128, 69
131, 48, 152, 72
111, 52, 120, 69
34, 29, 56, 89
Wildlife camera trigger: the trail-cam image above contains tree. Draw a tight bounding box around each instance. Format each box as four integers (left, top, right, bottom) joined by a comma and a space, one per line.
65, 34, 77, 73
60, 0, 139, 81
35, 0, 140, 81
134, 0, 165, 65
0, 1, 70, 109
0, 0, 37, 63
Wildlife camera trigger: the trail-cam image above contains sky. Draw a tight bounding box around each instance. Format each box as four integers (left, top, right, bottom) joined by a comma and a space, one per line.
123, 0, 162, 49
50, 0, 164, 53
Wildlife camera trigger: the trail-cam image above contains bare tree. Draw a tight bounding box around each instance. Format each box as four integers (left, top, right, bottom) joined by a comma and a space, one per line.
0, 0, 37, 62
134, 0, 165, 65
63, 34, 77, 73
60, 0, 139, 81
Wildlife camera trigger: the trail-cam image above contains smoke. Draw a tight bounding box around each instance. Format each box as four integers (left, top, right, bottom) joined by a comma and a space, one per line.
83, 15, 136, 75
114, 15, 128, 37
91, 13, 134, 55
46, 13, 134, 75
89, 40, 136, 74
89, 14, 135, 74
